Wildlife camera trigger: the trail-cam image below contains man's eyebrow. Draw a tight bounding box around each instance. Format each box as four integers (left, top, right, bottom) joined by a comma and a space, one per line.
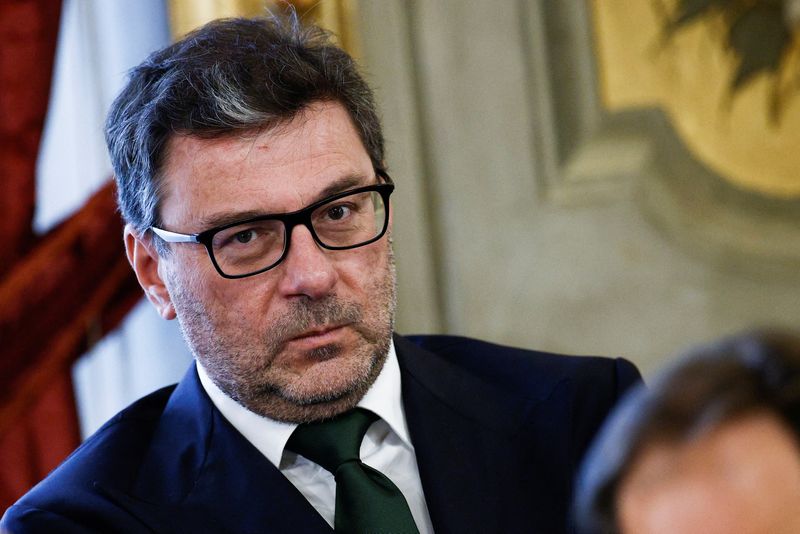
313, 174, 369, 202
195, 174, 372, 230
195, 210, 269, 230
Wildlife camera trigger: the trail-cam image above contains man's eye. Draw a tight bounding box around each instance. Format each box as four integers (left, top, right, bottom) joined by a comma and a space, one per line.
234, 229, 256, 243
326, 205, 351, 220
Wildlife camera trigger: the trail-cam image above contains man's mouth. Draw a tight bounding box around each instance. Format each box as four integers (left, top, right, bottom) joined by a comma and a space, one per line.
286, 324, 349, 349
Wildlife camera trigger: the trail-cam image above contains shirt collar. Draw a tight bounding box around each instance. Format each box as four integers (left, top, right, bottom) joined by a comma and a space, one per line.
196, 339, 409, 469
356, 339, 412, 447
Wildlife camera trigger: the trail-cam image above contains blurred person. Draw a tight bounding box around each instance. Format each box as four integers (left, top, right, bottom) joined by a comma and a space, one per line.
574, 330, 800, 534
3, 10, 640, 533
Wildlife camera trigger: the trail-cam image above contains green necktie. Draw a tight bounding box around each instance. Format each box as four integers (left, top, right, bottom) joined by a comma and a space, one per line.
287, 408, 420, 534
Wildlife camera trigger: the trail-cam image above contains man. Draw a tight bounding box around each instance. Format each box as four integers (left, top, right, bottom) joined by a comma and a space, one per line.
3, 12, 640, 534
574, 330, 800, 534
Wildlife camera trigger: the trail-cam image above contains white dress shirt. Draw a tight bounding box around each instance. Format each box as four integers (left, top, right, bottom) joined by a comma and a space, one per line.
196, 340, 434, 533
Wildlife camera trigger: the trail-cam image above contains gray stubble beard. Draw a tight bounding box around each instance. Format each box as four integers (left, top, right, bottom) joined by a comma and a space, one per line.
168, 244, 397, 423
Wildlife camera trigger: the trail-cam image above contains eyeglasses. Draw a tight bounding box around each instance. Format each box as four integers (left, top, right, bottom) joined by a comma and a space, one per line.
150, 175, 394, 279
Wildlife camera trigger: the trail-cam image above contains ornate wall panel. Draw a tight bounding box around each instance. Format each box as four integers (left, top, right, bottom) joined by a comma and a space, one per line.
359, 0, 800, 371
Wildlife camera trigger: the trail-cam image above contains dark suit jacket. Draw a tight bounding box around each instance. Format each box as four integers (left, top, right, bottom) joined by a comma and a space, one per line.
2, 335, 640, 533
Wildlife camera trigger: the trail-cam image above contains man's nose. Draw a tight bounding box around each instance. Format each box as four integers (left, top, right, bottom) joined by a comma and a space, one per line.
277, 224, 338, 299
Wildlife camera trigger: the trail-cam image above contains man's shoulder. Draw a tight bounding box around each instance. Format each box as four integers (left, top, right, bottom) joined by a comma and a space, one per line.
64, 383, 176, 478
2, 384, 177, 530
399, 333, 640, 398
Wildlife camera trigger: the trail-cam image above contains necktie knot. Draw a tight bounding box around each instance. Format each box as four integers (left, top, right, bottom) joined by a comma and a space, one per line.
286, 408, 420, 534
288, 408, 378, 474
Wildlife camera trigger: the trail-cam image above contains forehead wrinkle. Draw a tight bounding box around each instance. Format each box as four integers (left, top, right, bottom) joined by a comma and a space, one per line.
161, 103, 375, 231
194, 173, 371, 231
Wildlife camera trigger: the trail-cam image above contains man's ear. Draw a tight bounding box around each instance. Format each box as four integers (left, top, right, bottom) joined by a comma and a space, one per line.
124, 224, 176, 320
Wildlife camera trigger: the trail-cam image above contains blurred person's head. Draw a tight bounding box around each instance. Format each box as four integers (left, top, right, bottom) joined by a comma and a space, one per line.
574, 330, 800, 534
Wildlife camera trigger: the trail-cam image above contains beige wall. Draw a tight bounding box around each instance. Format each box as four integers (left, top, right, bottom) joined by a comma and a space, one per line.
358, 0, 800, 375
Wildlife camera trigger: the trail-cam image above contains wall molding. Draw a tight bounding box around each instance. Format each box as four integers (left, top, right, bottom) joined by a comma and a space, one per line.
523, 0, 800, 279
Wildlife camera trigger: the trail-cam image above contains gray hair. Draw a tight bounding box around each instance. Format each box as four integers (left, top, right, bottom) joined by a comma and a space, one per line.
105, 11, 385, 235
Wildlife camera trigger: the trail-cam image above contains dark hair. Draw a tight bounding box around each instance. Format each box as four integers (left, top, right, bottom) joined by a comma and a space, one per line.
574, 330, 800, 534
105, 11, 385, 234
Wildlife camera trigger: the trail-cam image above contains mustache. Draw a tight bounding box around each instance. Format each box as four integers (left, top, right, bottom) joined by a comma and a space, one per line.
265, 296, 363, 349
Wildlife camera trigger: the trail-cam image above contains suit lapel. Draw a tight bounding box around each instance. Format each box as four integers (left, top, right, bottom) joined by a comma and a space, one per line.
177, 409, 332, 534
99, 366, 331, 534
395, 335, 534, 534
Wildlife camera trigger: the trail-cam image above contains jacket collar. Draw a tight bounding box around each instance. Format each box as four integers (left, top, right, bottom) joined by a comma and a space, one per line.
97, 366, 331, 533
394, 334, 540, 534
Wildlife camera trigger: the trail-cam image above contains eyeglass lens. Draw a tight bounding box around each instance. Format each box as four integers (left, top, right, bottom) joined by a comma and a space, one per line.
210, 189, 387, 276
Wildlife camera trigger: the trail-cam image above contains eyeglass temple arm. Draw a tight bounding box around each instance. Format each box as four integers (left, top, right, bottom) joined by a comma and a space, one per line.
150, 226, 200, 243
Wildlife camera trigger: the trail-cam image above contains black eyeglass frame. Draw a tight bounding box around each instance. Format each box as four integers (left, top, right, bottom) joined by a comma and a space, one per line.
150, 173, 394, 279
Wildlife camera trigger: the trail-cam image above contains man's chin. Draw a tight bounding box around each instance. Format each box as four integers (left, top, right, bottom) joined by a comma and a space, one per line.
250, 348, 387, 423
254, 384, 366, 424
278, 355, 376, 403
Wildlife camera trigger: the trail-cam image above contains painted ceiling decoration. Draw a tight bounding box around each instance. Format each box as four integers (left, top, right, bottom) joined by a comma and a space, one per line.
592, 0, 800, 198
661, 0, 800, 124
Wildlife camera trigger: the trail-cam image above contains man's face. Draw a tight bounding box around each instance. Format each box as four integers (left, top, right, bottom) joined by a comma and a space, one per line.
147, 101, 395, 423
617, 412, 800, 534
